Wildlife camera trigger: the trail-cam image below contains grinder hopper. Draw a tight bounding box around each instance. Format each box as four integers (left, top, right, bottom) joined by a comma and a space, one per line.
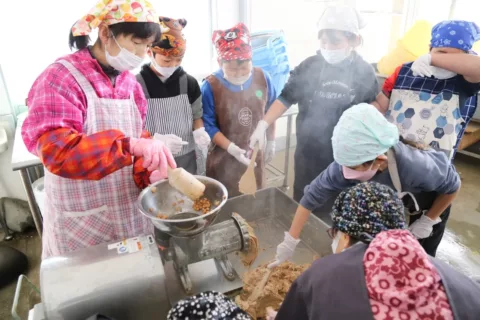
137, 176, 253, 301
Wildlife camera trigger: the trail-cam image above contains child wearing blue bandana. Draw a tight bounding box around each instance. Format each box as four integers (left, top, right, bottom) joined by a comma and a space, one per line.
372, 20, 480, 257
373, 20, 480, 159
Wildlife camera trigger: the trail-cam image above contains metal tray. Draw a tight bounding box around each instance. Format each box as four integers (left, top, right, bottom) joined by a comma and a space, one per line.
165, 187, 333, 304
219, 187, 333, 270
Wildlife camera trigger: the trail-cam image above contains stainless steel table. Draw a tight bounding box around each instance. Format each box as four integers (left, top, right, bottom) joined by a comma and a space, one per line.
266, 105, 299, 191
11, 118, 43, 237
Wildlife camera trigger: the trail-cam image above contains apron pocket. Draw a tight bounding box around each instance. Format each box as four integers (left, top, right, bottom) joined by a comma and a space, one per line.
62, 205, 114, 251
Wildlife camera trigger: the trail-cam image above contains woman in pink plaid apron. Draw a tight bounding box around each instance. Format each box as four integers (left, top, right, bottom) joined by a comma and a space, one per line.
21, 0, 176, 258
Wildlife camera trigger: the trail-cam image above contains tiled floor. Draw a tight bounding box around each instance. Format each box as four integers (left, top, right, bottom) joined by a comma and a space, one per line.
1, 148, 479, 318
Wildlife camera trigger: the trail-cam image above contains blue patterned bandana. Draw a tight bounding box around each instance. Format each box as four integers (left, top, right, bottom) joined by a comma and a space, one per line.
331, 182, 407, 240
431, 20, 480, 52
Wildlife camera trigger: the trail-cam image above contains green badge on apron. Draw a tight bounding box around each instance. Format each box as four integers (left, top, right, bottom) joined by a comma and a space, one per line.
256, 90, 263, 99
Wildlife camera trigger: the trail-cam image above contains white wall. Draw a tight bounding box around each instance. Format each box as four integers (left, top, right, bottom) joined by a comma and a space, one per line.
1, 64, 27, 200
0, 1, 95, 106
0, 1, 95, 201
0, 114, 27, 201
0, 0, 217, 105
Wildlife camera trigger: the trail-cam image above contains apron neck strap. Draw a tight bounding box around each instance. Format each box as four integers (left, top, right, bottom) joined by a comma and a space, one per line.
57, 60, 96, 98
179, 74, 188, 95
136, 74, 150, 99
387, 148, 402, 193
387, 148, 420, 212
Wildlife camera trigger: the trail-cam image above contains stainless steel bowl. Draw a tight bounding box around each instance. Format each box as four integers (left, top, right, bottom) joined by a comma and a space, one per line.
137, 176, 228, 237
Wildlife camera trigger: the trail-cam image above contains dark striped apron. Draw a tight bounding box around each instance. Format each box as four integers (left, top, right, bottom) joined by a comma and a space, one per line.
140, 74, 205, 175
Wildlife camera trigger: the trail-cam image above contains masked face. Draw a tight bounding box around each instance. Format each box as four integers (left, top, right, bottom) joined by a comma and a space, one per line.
222, 60, 252, 85
223, 72, 251, 85
105, 33, 145, 72
431, 66, 457, 79
429, 47, 464, 79
319, 30, 353, 64
150, 52, 183, 79
151, 58, 179, 79
331, 230, 350, 253
320, 48, 352, 64
342, 161, 378, 181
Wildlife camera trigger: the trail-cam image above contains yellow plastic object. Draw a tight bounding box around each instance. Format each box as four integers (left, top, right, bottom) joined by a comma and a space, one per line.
473, 41, 480, 53
400, 20, 433, 56
378, 20, 432, 76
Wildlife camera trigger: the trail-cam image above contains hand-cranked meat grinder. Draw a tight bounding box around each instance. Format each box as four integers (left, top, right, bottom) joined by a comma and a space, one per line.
137, 176, 254, 303
39, 176, 256, 320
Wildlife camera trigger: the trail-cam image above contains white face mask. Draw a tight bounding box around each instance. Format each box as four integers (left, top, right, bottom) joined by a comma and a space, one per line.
223, 71, 251, 86
151, 58, 179, 79
105, 34, 144, 72
320, 48, 351, 65
331, 232, 342, 253
431, 66, 457, 79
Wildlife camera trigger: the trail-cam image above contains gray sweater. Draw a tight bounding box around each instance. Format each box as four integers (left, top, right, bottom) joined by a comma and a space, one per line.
300, 142, 461, 211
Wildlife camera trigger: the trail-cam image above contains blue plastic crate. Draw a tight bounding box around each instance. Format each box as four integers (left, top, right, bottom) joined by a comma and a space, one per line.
251, 30, 286, 47
254, 55, 289, 70
251, 30, 291, 96
263, 67, 290, 97
252, 41, 287, 64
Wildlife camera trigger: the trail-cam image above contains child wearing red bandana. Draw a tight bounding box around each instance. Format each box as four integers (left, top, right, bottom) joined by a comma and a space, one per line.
201, 23, 277, 196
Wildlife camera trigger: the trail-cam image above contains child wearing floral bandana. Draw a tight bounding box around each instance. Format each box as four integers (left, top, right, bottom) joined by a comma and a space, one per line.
372, 20, 480, 257
201, 23, 278, 197
136, 17, 210, 175
21, 0, 176, 259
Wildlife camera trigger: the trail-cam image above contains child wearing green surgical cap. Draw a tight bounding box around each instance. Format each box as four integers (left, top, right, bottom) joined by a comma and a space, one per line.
268, 103, 460, 266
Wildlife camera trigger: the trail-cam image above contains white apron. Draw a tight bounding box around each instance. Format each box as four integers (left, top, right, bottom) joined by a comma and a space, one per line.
42, 60, 149, 258
388, 89, 464, 160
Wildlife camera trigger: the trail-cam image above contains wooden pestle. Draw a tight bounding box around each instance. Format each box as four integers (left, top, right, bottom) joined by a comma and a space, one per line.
167, 167, 206, 200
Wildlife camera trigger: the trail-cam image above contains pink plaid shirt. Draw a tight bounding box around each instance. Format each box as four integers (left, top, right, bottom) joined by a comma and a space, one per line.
22, 48, 147, 154
21, 48, 149, 183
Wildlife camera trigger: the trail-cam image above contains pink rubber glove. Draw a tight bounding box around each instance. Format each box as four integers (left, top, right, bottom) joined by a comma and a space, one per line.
129, 138, 176, 173
149, 169, 167, 184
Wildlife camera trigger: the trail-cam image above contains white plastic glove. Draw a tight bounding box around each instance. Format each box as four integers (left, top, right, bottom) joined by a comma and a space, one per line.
268, 232, 301, 268
266, 307, 278, 320
409, 214, 442, 239
411, 53, 433, 77
193, 127, 211, 149
265, 141, 276, 164
227, 143, 250, 166
249, 120, 269, 150
153, 133, 188, 156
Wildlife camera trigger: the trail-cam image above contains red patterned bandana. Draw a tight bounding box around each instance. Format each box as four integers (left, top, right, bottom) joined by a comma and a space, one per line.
212, 22, 252, 61
364, 230, 454, 320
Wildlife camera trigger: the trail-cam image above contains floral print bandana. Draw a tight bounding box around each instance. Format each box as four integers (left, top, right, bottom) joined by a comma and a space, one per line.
72, 0, 158, 36
364, 230, 454, 320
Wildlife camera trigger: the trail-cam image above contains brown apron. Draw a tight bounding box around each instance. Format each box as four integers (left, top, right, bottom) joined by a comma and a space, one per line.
206, 67, 267, 197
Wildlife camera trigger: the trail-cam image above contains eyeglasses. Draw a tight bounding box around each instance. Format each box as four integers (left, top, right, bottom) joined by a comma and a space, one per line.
326, 227, 338, 239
